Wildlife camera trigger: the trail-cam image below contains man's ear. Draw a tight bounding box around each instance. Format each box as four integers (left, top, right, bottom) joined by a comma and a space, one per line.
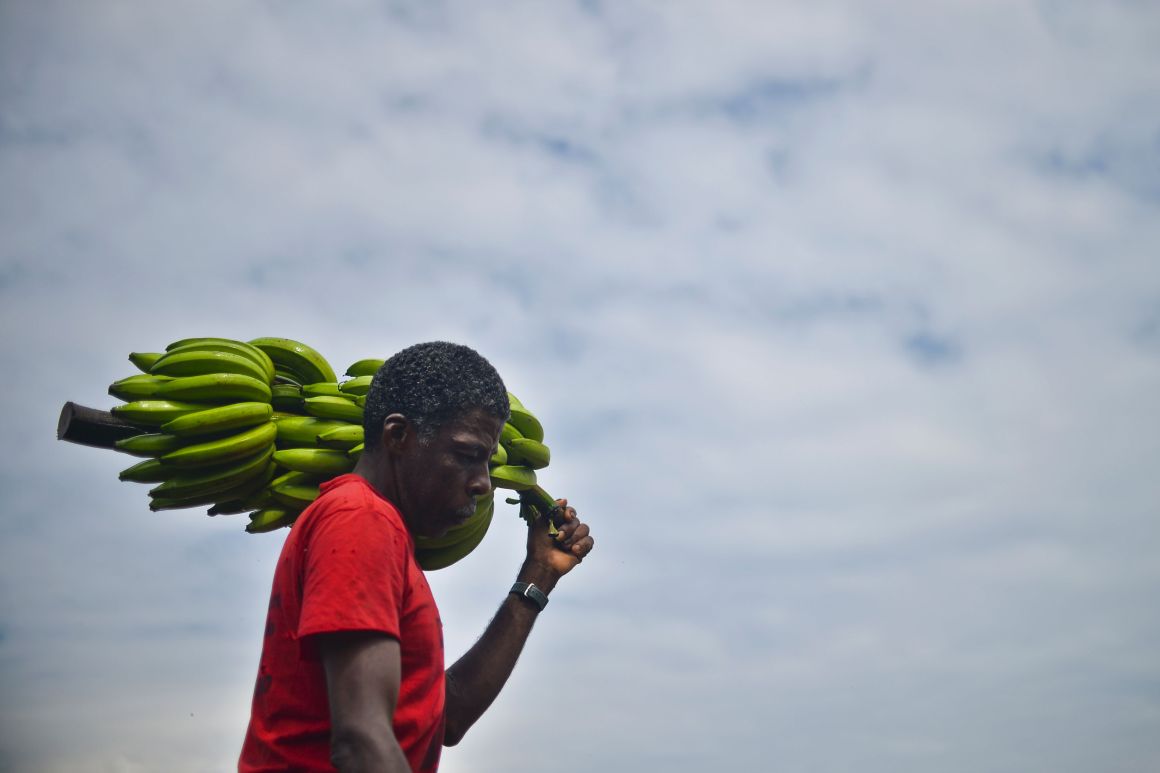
380, 413, 412, 454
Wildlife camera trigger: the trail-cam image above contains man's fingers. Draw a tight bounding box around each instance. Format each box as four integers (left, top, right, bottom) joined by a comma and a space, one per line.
554, 521, 592, 564
560, 521, 589, 546
544, 499, 592, 559
552, 509, 582, 540
549, 505, 577, 534
570, 535, 594, 558
547, 502, 572, 530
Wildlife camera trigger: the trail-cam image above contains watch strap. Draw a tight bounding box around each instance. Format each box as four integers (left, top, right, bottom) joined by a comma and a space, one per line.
509, 581, 549, 611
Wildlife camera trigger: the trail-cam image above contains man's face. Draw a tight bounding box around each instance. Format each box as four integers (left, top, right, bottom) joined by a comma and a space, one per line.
392, 408, 503, 539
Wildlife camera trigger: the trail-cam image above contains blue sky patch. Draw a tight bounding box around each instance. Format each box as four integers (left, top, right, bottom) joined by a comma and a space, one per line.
904, 331, 962, 366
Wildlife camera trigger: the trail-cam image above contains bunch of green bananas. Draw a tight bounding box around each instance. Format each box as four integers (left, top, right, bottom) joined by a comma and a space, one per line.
104, 337, 557, 571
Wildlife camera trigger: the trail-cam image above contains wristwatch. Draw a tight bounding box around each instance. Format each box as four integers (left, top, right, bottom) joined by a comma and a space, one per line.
509, 581, 549, 612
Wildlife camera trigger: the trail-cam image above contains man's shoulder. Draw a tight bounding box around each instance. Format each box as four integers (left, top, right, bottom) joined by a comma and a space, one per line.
300, 474, 408, 536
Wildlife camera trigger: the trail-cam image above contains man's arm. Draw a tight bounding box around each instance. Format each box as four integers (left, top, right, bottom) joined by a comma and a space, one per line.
443, 501, 594, 746
318, 631, 412, 773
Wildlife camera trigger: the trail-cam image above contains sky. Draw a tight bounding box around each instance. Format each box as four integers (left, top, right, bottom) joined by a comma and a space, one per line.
2, 0, 1159, 771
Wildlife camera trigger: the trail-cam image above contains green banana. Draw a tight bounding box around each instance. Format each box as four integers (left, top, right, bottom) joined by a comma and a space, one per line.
274, 417, 355, 447
270, 481, 322, 510
108, 374, 174, 401
160, 421, 278, 468
271, 384, 304, 412
317, 425, 364, 450
489, 464, 537, 491
248, 337, 336, 386
272, 448, 354, 476
414, 535, 486, 571
206, 501, 252, 516
414, 496, 496, 571
507, 406, 544, 443
489, 443, 508, 466
119, 457, 175, 483
268, 469, 325, 490
114, 432, 188, 457
348, 442, 364, 460
303, 396, 363, 423
302, 382, 344, 398
111, 400, 206, 428
507, 392, 524, 410
355, 394, 366, 408
161, 402, 273, 437
148, 446, 275, 500
148, 458, 276, 510
415, 513, 494, 564
165, 336, 239, 351
246, 507, 301, 533
345, 358, 384, 378
203, 463, 280, 515
208, 493, 271, 516
506, 437, 550, 469
338, 375, 373, 396
148, 494, 210, 511
129, 352, 163, 373
163, 339, 276, 383
500, 422, 523, 448
153, 373, 272, 404
150, 349, 269, 383
273, 368, 303, 386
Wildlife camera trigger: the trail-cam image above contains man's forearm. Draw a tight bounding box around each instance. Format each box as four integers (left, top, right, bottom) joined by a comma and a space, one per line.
443, 563, 556, 745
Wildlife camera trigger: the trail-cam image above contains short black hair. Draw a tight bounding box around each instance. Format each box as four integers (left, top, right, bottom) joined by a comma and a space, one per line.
363, 341, 509, 450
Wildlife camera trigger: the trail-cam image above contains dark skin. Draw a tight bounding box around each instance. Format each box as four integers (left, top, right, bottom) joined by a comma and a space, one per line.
318, 408, 594, 771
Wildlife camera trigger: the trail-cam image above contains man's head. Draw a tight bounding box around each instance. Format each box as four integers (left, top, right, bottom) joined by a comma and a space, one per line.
361, 342, 509, 537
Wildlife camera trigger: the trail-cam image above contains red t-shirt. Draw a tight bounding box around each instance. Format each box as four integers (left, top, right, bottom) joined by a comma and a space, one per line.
239, 474, 445, 772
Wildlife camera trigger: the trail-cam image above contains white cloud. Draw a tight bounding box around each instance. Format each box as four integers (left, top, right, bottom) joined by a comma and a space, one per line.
2, 1, 1159, 771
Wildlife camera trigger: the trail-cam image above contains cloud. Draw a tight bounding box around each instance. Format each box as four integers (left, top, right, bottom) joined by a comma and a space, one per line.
2, 1, 1159, 771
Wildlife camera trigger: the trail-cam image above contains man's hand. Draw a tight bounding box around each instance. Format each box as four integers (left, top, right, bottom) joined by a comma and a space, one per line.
521, 498, 594, 593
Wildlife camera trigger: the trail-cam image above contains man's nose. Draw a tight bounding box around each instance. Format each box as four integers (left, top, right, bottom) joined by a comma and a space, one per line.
468, 465, 492, 497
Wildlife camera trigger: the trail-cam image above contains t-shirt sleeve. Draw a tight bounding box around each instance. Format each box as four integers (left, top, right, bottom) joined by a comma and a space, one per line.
298, 499, 409, 641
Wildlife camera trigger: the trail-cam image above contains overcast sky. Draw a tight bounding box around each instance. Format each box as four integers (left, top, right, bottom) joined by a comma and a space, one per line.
2, 1, 1159, 771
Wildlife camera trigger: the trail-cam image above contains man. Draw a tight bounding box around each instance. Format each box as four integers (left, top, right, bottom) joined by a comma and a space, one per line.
239, 342, 594, 772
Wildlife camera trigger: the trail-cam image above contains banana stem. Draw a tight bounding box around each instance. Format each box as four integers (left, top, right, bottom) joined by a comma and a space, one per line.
57, 402, 139, 449
520, 485, 561, 525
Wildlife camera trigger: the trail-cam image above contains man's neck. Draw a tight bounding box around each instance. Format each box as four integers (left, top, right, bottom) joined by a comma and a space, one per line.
353, 452, 412, 530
